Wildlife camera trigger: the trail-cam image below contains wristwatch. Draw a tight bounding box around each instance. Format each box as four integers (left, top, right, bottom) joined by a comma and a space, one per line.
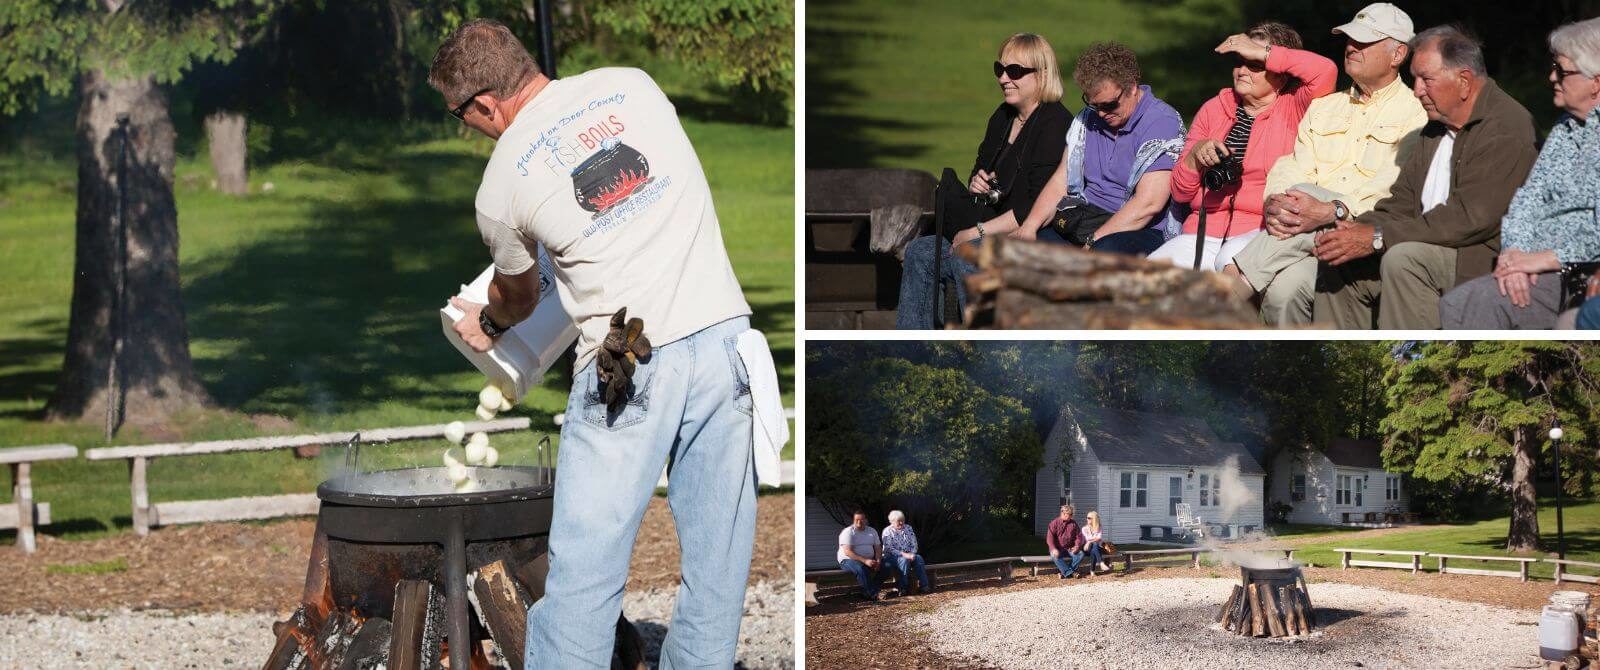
1371, 226, 1384, 251
975, 222, 987, 241
1332, 200, 1349, 222
479, 309, 509, 338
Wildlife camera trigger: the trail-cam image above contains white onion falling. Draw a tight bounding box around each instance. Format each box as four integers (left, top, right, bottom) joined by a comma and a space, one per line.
443, 421, 467, 445
475, 404, 496, 421
483, 446, 499, 467
478, 385, 505, 412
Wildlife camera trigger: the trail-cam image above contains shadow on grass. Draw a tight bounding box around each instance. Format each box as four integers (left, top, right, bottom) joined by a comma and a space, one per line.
804, 0, 935, 169
1458, 529, 1600, 557
180, 147, 506, 418
0, 318, 67, 420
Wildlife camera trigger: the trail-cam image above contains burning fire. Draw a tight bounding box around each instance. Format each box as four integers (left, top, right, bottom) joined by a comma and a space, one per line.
587, 170, 650, 212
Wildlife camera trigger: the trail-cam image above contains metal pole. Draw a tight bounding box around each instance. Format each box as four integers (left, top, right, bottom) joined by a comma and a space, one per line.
444, 511, 470, 670
536, 0, 557, 78
1553, 421, 1565, 561
105, 114, 131, 441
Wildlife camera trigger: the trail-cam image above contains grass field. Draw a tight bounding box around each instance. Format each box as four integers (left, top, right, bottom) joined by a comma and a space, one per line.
0, 109, 793, 539
1277, 499, 1600, 581
807, 0, 1247, 173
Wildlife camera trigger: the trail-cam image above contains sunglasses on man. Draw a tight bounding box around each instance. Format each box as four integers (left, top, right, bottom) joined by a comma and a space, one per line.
449, 87, 494, 120
993, 61, 1038, 80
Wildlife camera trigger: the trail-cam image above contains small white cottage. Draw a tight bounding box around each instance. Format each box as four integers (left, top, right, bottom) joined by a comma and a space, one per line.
1268, 438, 1409, 525
1034, 406, 1266, 544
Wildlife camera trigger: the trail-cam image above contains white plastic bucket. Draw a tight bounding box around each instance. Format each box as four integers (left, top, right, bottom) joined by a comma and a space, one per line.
1539, 605, 1581, 661
440, 245, 578, 400
1552, 590, 1591, 611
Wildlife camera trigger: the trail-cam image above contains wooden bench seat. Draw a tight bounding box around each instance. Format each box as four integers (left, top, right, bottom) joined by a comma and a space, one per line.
84, 418, 530, 536
1336, 548, 1428, 575
804, 556, 1013, 604
1549, 558, 1600, 585
1431, 553, 1539, 582
1123, 548, 1203, 573
0, 444, 78, 553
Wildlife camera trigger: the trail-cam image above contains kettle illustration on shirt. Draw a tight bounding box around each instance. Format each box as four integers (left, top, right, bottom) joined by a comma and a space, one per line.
570, 138, 652, 214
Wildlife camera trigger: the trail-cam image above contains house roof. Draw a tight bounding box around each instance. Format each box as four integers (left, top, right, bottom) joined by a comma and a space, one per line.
1323, 438, 1385, 469
1065, 406, 1265, 475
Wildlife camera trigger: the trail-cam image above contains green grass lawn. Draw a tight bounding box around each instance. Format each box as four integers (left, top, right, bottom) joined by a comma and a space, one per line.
1269, 499, 1600, 581
807, 0, 1246, 173
0, 113, 793, 539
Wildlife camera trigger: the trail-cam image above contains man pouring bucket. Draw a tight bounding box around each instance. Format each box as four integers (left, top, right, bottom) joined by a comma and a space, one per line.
430, 19, 785, 668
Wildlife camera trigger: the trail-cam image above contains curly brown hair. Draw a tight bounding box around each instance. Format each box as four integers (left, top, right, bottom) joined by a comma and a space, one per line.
1073, 42, 1141, 95
1247, 21, 1303, 50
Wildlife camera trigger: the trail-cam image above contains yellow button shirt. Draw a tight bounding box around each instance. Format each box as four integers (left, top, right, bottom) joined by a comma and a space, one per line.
1264, 75, 1428, 217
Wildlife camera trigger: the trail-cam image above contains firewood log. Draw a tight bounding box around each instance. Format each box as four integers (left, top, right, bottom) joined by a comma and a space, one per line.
263, 605, 314, 670
472, 561, 531, 670
1260, 584, 1287, 637
1248, 584, 1266, 637
1218, 585, 1242, 625
390, 580, 444, 670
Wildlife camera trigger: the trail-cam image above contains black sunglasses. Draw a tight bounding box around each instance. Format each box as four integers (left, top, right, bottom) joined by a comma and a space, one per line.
1082, 86, 1128, 113
449, 87, 494, 120
1553, 59, 1583, 81
993, 61, 1038, 80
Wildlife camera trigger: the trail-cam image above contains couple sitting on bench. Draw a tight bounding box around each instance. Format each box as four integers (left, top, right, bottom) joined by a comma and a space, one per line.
1047, 505, 1114, 579
837, 509, 933, 601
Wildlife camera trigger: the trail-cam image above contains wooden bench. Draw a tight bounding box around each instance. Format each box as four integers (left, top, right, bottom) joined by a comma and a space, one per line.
1549, 558, 1600, 585
1123, 548, 1203, 573
1019, 552, 1128, 577
84, 418, 530, 536
1, 444, 78, 552
1432, 553, 1539, 582
805, 556, 1013, 603
1336, 548, 1428, 575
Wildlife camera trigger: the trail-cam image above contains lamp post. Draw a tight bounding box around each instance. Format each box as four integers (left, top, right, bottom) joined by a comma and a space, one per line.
1550, 421, 1565, 561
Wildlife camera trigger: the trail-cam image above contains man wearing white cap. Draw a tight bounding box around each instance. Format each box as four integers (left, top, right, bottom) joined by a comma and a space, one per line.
1222, 3, 1429, 326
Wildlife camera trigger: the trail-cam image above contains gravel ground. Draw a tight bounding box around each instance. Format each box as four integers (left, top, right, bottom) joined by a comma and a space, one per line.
904, 577, 1546, 670
0, 579, 794, 669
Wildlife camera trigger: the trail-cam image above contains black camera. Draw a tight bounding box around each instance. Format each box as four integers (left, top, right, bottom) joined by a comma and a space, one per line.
976, 178, 1006, 206
1202, 156, 1241, 191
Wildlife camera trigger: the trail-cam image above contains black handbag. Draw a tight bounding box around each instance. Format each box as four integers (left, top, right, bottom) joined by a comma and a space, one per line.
1559, 262, 1600, 310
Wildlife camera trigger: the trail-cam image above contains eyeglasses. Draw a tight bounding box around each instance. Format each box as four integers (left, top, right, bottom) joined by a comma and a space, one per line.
993, 61, 1038, 81
1552, 60, 1584, 81
449, 87, 494, 120
1082, 86, 1128, 113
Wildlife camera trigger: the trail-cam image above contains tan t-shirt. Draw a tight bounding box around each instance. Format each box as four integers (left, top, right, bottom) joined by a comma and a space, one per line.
474, 67, 750, 369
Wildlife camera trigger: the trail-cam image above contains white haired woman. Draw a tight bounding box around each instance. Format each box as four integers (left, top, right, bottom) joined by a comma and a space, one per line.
881, 510, 933, 594
1442, 16, 1600, 328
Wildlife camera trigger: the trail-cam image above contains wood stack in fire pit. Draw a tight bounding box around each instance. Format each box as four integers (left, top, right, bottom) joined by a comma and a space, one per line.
1216, 565, 1315, 639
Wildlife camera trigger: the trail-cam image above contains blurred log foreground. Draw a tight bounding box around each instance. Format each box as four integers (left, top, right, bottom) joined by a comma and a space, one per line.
956, 238, 1259, 329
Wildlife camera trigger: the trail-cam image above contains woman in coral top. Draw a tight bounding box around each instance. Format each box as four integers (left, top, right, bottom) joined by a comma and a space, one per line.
1148, 22, 1337, 271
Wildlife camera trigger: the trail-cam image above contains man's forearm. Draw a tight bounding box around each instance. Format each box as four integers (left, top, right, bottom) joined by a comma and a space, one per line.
486, 270, 539, 326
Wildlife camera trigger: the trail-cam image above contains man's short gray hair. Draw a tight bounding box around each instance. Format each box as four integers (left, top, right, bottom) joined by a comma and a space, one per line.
1551, 17, 1600, 78
888, 510, 905, 523
1410, 25, 1487, 77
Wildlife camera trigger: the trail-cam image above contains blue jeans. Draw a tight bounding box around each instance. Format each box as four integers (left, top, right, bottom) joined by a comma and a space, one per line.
895, 235, 978, 329
1085, 541, 1104, 568
1091, 228, 1167, 256
1579, 299, 1600, 329
839, 558, 896, 598
525, 316, 756, 669
1052, 550, 1085, 577
892, 553, 931, 592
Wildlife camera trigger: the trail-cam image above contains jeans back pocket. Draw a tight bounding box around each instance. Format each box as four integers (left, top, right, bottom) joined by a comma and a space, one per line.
582, 365, 653, 430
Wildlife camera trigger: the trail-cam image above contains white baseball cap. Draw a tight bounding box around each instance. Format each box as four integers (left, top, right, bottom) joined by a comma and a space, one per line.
1332, 3, 1415, 44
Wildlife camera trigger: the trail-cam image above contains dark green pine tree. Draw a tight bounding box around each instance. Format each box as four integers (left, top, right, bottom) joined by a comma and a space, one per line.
1381, 341, 1600, 552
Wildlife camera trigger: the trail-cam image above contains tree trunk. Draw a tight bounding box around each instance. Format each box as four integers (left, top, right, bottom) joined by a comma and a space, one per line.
47, 68, 212, 425
1506, 425, 1541, 552
205, 111, 248, 195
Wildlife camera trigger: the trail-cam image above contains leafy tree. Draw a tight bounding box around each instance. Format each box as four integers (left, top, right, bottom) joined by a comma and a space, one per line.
808, 357, 1042, 553
0, 0, 280, 427
1381, 341, 1600, 551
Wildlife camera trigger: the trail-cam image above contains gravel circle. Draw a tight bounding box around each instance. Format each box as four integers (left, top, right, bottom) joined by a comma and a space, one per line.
0, 580, 794, 669
904, 577, 1546, 670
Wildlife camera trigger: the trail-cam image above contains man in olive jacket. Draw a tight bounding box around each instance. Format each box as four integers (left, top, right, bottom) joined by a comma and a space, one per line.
1312, 25, 1537, 329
